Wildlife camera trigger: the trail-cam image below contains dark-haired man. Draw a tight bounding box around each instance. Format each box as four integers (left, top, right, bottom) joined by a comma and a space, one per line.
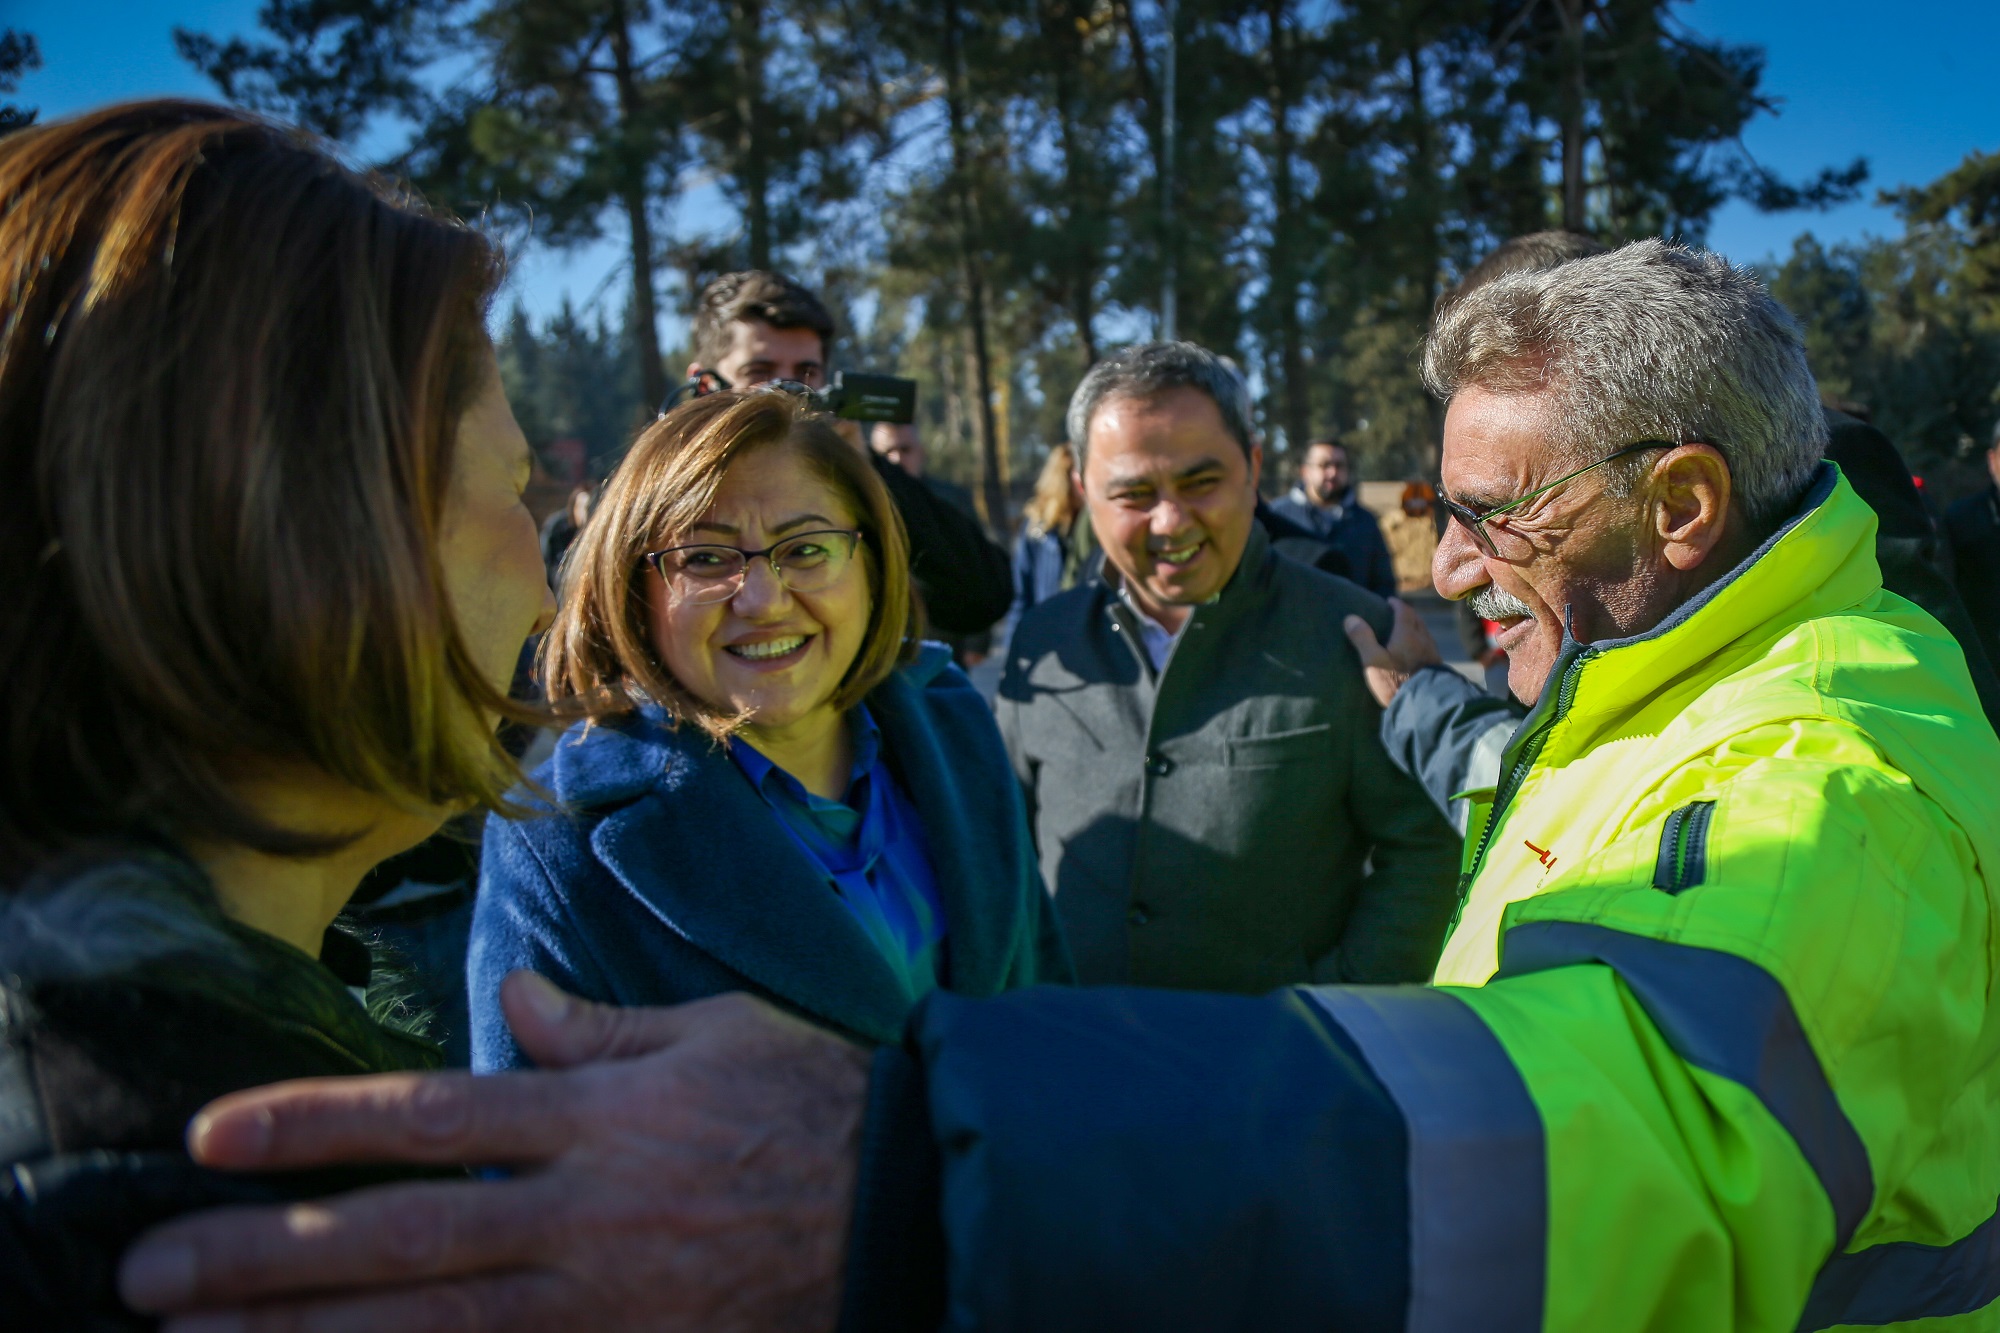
685, 270, 1011, 635
1270, 438, 1397, 595
997, 342, 1460, 992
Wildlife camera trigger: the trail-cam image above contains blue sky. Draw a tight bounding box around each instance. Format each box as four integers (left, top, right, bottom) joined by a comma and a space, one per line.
11, 0, 2000, 333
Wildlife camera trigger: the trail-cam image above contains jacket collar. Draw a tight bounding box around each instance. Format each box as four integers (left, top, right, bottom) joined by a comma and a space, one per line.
1548, 462, 1873, 725
549, 643, 1005, 1043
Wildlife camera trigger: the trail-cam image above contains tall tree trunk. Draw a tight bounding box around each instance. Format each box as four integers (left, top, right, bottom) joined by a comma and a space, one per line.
732, 0, 771, 267
608, 0, 666, 410
942, 0, 1006, 529
1113, 0, 1173, 337
1407, 42, 1445, 457
1050, 0, 1099, 364
1266, 0, 1307, 452
1558, 0, 1586, 231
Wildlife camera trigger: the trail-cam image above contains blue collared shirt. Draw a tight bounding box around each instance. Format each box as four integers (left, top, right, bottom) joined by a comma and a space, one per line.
727, 707, 946, 1002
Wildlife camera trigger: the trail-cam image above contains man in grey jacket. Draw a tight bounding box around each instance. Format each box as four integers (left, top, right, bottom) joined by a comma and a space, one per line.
996, 342, 1461, 991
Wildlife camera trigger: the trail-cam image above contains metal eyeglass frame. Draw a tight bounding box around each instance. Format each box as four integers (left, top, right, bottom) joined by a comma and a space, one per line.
642, 528, 865, 604
1437, 440, 1675, 557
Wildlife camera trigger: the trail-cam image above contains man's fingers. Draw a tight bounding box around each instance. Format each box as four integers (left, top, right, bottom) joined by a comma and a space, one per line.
158, 1269, 587, 1333
1384, 596, 1443, 666
123, 1177, 559, 1314
1341, 613, 1392, 668
502, 970, 704, 1070
186, 1069, 580, 1171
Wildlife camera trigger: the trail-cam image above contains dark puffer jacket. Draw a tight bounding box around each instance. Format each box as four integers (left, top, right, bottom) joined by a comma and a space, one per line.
0, 851, 445, 1331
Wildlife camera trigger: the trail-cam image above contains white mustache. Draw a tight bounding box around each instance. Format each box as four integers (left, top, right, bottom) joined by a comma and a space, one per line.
1469, 584, 1535, 621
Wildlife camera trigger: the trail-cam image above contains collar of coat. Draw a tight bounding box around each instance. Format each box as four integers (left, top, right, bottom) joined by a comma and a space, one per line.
526, 640, 1024, 1043
1521, 461, 1996, 848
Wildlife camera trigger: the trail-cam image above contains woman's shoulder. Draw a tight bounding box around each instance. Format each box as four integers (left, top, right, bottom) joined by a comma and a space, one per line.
0, 849, 437, 1161
522, 708, 712, 811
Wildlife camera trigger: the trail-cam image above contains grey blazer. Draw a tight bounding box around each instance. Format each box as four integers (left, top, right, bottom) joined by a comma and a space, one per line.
996, 526, 1463, 992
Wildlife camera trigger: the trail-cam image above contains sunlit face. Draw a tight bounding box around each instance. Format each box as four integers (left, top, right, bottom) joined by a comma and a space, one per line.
438, 342, 557, 711
1081, 387, 1262, 629
694, 319, 827, 391
645, 442, 871, 732
1301, 441, 1352, 504
1433, 385, 1657, 703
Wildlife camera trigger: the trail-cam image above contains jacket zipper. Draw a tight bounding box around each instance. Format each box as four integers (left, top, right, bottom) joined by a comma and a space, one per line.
1460, 646, 1594, 894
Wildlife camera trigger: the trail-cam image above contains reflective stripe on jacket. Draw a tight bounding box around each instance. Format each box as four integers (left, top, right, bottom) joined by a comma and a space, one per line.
1333, 462, 2000, 1331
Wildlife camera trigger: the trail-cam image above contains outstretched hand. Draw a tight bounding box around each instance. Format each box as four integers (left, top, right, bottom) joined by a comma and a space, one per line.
1342, 596, 1443, 709
118, 972, 870, 1333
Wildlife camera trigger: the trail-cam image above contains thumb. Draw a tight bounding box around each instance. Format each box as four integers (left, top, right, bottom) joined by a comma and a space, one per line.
502, 970, 697, 1070
1342, 613, 1391, 667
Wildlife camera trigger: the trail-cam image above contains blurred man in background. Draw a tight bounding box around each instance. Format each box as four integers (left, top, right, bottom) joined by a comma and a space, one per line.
1270, 437, 1397, 596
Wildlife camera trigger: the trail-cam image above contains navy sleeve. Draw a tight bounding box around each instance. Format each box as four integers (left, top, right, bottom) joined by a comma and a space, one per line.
1379, 665, 1526, 824
844, 985, 1412, 1333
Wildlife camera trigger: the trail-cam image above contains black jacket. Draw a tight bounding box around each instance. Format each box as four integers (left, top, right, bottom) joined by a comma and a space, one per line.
0, 852, 445, 1331
868, 454, 1013, 635
996, 526, 1462, 992
1946, 483, 2000, 681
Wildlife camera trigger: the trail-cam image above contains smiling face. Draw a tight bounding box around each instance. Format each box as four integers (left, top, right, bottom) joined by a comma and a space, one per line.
1433, 384, 1754, 703
1080, 386, 1263, 631
644, 440, 871, 735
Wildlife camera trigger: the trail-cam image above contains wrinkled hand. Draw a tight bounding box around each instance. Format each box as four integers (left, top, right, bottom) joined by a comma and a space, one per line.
118, 973, 871, 1333
1342, 597, 1443, 709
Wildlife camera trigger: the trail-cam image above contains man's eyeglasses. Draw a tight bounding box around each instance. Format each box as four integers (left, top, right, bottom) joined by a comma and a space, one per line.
643, 529, 864, 605
1438, 440, 1674, 558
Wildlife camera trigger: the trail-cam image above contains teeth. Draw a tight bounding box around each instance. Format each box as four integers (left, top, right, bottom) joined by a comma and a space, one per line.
1157, 545, 1200, 563
728, 635, 807, 660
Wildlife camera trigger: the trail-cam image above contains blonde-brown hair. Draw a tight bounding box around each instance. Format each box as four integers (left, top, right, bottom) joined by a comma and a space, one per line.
0, 100, 521, 873
541, 390, 917, 737
1022, 443, 1080, 538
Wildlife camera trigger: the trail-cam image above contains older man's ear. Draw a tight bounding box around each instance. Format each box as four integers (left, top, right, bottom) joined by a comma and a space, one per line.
1652, 444, 1737, 574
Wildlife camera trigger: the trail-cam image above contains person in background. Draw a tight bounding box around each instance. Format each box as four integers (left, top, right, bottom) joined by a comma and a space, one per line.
1944, 423, 2000, 690
998, 342, 1462, 993
869, 420, 992, 667
1001, 442, 1096, 651
538, 482, 594, 592
687, 271, 1012, 637
1269, 437, 1397, 595
0, 100, 556, 1323
469, 388, 1066, 1069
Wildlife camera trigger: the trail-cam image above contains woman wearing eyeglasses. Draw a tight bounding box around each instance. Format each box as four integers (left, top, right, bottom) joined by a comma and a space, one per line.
468, 390, 1069, 1069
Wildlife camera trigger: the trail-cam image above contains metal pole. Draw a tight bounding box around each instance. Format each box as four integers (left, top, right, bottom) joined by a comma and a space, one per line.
1160, 0, 1177, 342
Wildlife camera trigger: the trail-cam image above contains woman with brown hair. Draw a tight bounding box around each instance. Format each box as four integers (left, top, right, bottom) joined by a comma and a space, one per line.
0, 100, 553, 1322
1000, 441, 1098, 653
469, 390, 1068, 1068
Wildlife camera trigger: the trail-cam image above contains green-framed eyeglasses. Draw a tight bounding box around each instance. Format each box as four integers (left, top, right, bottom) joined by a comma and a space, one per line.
1438, 440, 1675, 557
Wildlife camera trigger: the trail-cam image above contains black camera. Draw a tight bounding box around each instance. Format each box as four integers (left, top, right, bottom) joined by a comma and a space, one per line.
662, 369, 917, 424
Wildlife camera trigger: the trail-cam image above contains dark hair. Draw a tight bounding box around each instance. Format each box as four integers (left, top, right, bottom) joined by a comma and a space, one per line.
1066, 341, 1256, 468
1436, 230, 1609, 324
1305, 439, 1348, 459
540, 389, 917, 738
0, 100, 512, 874
691, 270, 837, 370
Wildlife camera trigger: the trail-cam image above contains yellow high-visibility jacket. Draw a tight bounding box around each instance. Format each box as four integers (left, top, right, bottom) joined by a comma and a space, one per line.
1379, 463, 2000, 1330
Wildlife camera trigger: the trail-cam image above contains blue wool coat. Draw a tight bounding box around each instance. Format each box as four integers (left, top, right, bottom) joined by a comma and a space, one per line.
469, 644, 1071, 1068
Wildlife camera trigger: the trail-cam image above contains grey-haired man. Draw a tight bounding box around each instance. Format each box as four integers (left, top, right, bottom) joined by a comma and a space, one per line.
995, 342, 1461, 992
